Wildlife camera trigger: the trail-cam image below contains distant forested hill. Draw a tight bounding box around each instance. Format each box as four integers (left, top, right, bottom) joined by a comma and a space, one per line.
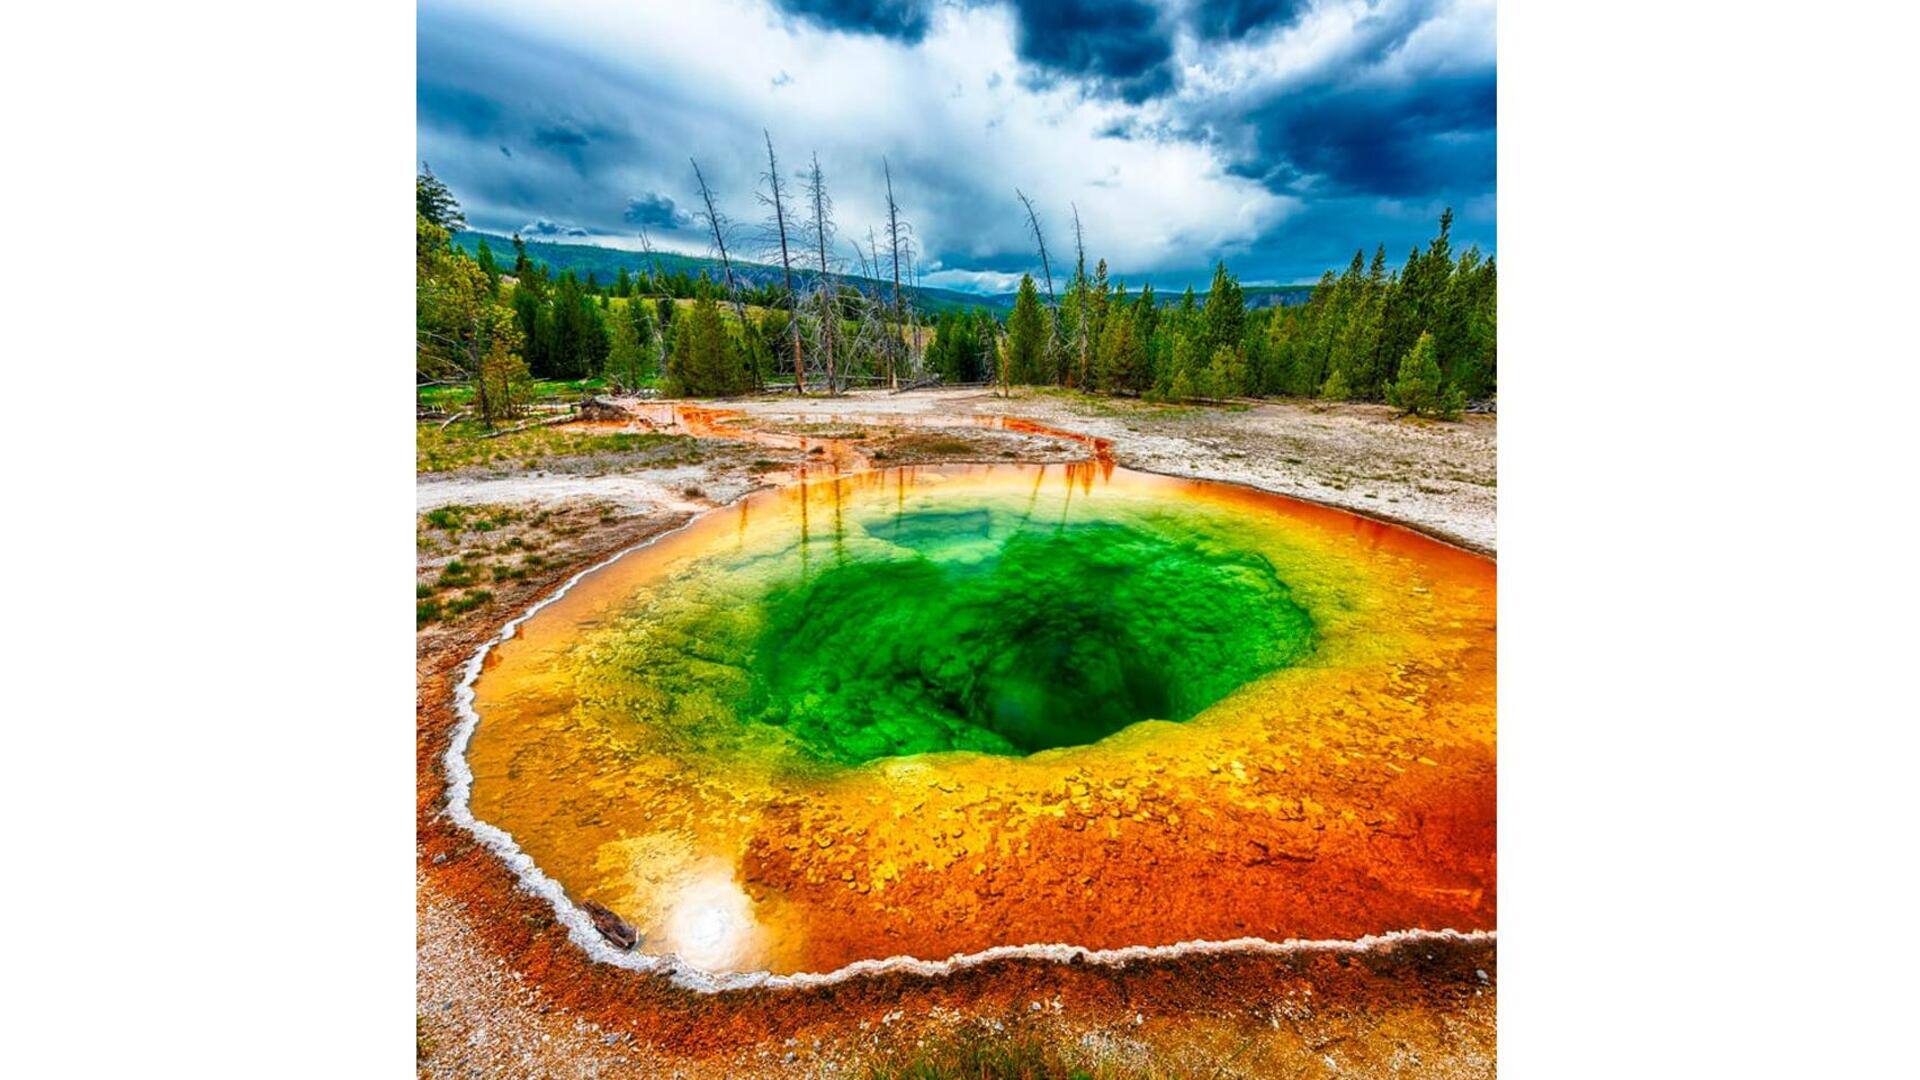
450, 231, 1007, 315
1241, 286, 1316, 309
451, 231, 1313, 314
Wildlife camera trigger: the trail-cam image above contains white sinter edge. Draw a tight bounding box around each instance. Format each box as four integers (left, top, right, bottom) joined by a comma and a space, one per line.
441, 502, 1497, 995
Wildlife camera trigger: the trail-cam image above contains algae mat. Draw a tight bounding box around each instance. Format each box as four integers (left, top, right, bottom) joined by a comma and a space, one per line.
464, 462, 1495, 978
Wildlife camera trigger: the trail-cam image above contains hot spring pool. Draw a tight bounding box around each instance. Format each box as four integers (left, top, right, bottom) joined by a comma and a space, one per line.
458, 462, 1495, 983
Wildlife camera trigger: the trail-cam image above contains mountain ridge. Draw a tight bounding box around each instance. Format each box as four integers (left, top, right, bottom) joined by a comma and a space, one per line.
451, 231, 1315, 314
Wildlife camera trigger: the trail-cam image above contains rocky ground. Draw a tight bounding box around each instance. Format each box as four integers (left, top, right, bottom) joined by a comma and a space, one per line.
415, 390, 1497, 1077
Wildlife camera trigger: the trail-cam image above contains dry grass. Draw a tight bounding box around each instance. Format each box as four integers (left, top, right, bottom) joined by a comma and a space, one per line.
416, 421, 697, 473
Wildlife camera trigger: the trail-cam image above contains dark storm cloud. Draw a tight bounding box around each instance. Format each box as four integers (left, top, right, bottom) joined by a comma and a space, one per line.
417, 82, 501, 137
417, 5, 695, 239
417, 0, 1494, 289
776, 0, 1182, 101
522, 219, 591, 237
623, 193, 694, 229
533, 124, 617, 176
1007, 0, 1176, 103
533, 126, 589, 150
768, 0, 935, 42
1190, 0, 1307, 41
1233, 72, 1495, 198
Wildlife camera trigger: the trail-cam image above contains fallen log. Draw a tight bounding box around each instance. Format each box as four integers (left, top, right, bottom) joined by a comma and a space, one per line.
575, 396, 631, 422
479, 412, 574, 439
889, 373, 944, 394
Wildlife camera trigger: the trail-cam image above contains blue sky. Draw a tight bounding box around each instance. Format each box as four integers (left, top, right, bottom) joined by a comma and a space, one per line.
418, 0, 1494, 292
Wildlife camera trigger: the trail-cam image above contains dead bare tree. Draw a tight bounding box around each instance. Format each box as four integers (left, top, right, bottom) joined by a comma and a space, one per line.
990, 318, 1011, 399
802, 152, 839, 394
883, 159, 915, 390
635, 228, 668, 373
635, 226, 665, 291
1017, 187, 1064, 384
690, 158, 751, 324
1070, 203, 1090, 389
841, 233, 895, 387
1016, 188, 1057, 307
906, 250, 924, 380
757, 131, 806, 393
691, 156, 761, 391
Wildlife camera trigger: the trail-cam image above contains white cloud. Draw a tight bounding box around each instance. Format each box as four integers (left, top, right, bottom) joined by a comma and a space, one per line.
921, 267, 1027, 293
426, 0, 1294, 275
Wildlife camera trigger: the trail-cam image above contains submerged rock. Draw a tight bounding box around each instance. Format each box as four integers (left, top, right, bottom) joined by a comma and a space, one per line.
580, 901, 640, 950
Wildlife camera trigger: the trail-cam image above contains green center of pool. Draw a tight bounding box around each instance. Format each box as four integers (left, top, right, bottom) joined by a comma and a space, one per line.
737, 511, 1315, 765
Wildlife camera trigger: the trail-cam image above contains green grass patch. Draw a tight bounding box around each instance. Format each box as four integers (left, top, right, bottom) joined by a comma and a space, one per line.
435, 559, 479, 588
444, 589, 493, 616
417, 377, 611, 412
416, 421, 696, 473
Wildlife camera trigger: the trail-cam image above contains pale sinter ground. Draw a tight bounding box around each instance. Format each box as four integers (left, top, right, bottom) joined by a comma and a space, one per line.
417, 388, 1495, 554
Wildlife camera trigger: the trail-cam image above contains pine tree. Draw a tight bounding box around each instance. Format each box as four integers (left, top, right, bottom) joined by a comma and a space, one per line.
608, 298, 657, 390
1096, 303, 1146, 394
1435, 246, 1497, 399
1201, 261, 1246, 358
1005, 274, 1048, 385
666, 289, 743, 397
1207, 344, 1247, 398
510, 278, 545, 377
928, 311, 986, 384
1133, 283, 1158, 345
477, 333, 532, 422
1259, 307, 1296, 396
475, 240, 499, 295
1329, 253, 1383, 397
1090, 258, 1111, 344
1287, 271, 1337, 396
1385, 332, 1463, 419
1168, 331, 1207, 400
663, 316, 692, 396
416, 165, 465, 233
543, 272, 610, 379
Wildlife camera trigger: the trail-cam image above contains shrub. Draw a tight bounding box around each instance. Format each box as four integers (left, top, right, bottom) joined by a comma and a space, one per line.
1320, 368, 1352, 401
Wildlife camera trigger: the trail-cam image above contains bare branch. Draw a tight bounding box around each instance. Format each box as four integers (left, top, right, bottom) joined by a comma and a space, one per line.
1016, 188, 1057, 307
1071, 202, 1090, 388
758, 130, 805, 392
635, 227, 664, 289
803, 152, 839, 392
690, 157, 750, 331
882, 159, 916, 389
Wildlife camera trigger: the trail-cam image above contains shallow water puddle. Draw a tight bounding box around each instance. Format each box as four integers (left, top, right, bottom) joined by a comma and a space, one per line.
465, 462, 1495, 977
